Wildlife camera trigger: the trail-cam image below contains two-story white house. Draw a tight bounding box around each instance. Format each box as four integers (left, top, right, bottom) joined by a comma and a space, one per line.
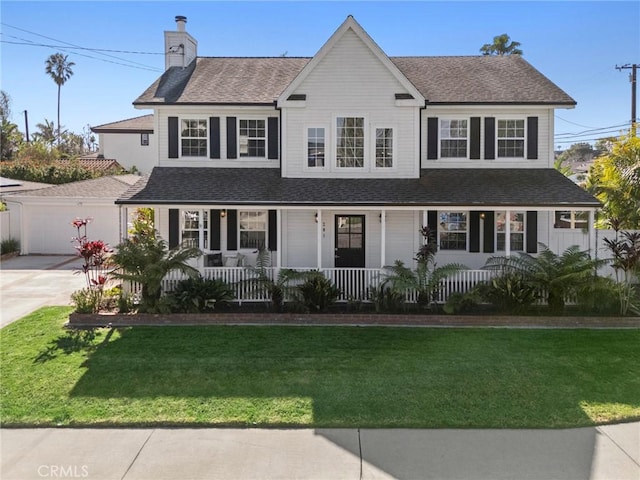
116, 15, 599, 299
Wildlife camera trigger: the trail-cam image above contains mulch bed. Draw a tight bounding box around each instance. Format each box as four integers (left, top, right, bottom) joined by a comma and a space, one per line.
67, 312, 640, 329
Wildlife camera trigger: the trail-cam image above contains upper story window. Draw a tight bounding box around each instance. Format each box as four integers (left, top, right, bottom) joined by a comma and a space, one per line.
239, 119, 266, 157
181, 210, 208, 249
336, 117, 365, 168
496, 211, 525, 251
497, 119, 525, 158
554, 210, 588, 229
181, 119, 207, 157
375, 128, 393, 168
440, 120, 468, 158
439, 211, 467, 250
239, 210, 267, 249
307, 127, 325, 167
140, 133, 149, 146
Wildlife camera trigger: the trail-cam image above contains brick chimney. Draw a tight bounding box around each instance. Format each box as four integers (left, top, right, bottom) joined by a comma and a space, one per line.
164, 15, 197, 69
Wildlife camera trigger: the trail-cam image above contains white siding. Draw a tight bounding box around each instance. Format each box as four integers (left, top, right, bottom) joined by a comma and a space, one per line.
385, 210, 419, 267
281, 210, 317, 268
99, 132, 157, 174
281, 30, 420, 179
421, 106, 554, 169
156, 106, 280, 169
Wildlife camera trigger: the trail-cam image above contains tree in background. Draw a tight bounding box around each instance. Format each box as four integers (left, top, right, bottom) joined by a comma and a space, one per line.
480, 34, 523, 56
0, 90, 24, 161
45, 53, 75, 146
587, 133, 640, 230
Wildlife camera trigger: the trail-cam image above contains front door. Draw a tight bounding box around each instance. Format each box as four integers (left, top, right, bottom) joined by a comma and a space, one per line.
335, 215, 365, 267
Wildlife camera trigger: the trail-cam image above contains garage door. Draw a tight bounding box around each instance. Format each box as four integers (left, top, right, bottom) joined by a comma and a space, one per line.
25, 205, 120, 255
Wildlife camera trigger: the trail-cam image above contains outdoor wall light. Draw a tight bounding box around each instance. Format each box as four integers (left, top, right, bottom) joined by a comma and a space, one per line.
315, 212, 319, 223
221, 209, 227, 218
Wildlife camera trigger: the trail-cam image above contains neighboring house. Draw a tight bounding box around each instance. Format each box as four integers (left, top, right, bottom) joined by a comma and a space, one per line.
57, 155, 124, 172
91, 115, 156, 173
4, 175, 142, 254
0, 177, 51, 243
115, 15, 599, 299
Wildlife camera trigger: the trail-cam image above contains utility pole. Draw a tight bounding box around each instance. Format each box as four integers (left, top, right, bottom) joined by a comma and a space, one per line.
23, 110, 29, 142
616, 63, 638, 135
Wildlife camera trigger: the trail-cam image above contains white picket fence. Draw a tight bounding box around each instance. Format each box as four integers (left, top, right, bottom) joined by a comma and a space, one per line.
121, 267, 495, 304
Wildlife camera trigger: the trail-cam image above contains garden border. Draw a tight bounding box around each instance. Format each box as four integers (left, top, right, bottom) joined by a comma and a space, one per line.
67, 312, 640, 329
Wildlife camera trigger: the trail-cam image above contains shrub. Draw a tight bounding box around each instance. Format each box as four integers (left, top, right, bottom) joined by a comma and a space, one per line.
0, 237, 19, 255
70, 288, 102, 314
476, 273, 539, 314
369, 282, 406, 313
169, 277, 234, 313
443, 290, 481, 315
297, 273, 340, 312
575, 276, 622, 315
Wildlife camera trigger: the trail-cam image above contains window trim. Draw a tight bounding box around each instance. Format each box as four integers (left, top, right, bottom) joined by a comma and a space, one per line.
238, 210, 268, 250
334, 114, 367, 170
372, 125, 396, 170
554, 210, 589, 230
237, 117, 267, 160
439, 118, 469, 159
495, 211, 526, 252
179, 209, 208, 250
496, 118, 526, 159
179, 117, 208, 158
438, 210, 468, 251
305, 125, 328, 170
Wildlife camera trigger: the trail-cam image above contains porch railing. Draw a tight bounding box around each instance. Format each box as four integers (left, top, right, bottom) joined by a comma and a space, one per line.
129, 267, 494, 304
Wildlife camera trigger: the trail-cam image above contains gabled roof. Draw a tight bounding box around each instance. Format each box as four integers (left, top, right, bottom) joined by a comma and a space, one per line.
277, 16, 425, 107
91, 114, 154, 133
7, 175, 143, 199
117, 168, 599, 208
133, 17, 575, 107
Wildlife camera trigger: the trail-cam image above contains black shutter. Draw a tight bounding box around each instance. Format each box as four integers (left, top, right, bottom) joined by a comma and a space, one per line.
427, 210, 438, 230
469, 211, 480, 252
226, 209, 237, 250
267, 117, 279, 160
527, 117, 538, 160
526, 211, 538, 253
268, 210, 277, 251
483, 211, 495, 253
470, 117, 481, 159
168, 209, 179, 248
484, 117, 495, 160
427, 117, 438, 160
210, 117, 220, 159
168, 117, 179, 158
226, 117, 237, 159
210, 209, 221, 250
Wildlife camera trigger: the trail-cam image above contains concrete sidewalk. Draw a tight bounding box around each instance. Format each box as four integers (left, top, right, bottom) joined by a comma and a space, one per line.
1, 423, 638, 480
0, 255, 85, 327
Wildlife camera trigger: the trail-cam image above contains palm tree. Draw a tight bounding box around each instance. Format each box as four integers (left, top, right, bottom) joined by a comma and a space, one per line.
480, 34, 523, 56
45, 53, 75, 145
110, 234, 201, 313
32, 119, 57, 147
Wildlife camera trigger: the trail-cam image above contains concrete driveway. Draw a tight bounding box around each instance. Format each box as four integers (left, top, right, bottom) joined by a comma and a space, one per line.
0, 255, 86, 327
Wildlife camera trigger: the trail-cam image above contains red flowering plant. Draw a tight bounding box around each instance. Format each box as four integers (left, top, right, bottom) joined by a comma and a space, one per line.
71, 218, 114, 312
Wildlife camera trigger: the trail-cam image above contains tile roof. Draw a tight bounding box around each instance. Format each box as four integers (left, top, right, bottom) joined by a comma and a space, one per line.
91, 114, 154, 133
133, 55, 574, 106
7, 175, 143, 199
56, 158, 124, 171
117, 168, 599, 208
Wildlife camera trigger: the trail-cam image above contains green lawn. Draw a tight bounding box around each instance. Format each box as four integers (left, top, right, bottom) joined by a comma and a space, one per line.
1, 306, 639, 428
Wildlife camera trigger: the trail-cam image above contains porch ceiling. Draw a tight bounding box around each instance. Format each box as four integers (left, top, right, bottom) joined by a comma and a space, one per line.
116, 167, 600, 208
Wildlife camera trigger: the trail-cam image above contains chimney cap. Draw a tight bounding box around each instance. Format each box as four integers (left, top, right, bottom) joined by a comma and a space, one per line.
175, 15, 187, 22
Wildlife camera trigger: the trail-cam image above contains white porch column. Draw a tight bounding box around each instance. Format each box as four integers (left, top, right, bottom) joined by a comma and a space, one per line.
588, 209, 597, 261
505, 209, 511, 257
422, 210, 429, 228
276, 209, 282, 268
119, 205, 127, 242
316, 209, 322, 269
380, 210, 386, 267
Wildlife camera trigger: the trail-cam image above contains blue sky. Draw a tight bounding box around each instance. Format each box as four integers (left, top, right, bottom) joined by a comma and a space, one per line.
1, 1, 638, 148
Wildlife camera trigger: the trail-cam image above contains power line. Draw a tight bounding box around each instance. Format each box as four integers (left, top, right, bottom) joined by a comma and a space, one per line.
554, 115, 600, 129
0, 22, 162, 72
554, 122, 631, 138
0, 38, 163, 55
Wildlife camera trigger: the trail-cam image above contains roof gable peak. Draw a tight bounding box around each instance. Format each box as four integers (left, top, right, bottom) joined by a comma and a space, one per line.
278, 16, 425, 106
